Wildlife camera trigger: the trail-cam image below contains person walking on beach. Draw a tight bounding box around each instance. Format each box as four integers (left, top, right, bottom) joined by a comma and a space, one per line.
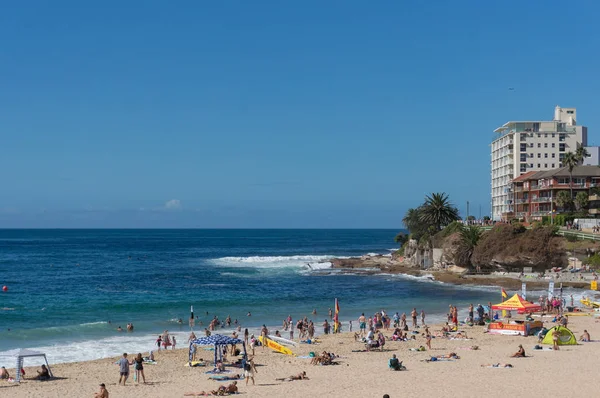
156, 335, 162, 351
411, 308, 417, 328
323, 319, 330, 334
421, 310, 426, 326
425, 333, 432, 350
244, 356, 257, 386
117, 353, 132, 385
134, 353, 146, 384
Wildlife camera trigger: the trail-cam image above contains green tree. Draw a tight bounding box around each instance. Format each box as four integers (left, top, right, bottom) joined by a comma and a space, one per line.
394, 232, 408, 246
575, 144, 590, 165
402, 208, 420, 231
575, 191, 589, 211
418, 192, 460, 232
563, 151, 578, 200
555, 190, 573, 211
455, 225, 482, 267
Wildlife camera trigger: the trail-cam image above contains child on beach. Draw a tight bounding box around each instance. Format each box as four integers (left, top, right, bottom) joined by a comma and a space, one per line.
172, 336, 176, 350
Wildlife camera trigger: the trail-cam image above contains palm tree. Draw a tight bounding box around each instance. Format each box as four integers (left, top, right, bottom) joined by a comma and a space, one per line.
555, 190, 572, 212
575, 145, 590, 165
456, 225, 482, 267
419, 192, 460, 232
402, 208, 420, 231
562, 151, 578, 200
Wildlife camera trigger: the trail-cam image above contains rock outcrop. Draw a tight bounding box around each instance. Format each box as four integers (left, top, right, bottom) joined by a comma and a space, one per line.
470, 224, 565, 271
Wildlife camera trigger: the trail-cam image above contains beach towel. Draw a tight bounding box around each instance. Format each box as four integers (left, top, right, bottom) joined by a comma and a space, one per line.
208, 375, 242, 381
205, 369, 233, 374
484, 365, 513, 368
186, 361, 207, 367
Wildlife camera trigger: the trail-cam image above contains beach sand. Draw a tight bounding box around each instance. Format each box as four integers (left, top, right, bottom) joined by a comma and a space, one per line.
2, 314, 599, 398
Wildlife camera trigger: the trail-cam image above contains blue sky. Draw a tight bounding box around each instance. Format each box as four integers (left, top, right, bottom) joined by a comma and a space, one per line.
2, 0, 600, 228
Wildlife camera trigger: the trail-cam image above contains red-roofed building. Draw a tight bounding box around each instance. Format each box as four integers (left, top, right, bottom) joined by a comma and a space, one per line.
505, 166, 600, 221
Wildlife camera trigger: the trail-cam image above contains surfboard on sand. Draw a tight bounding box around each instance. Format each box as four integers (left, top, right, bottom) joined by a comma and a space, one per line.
267, 335, 298, 347
259, 336, 294, 355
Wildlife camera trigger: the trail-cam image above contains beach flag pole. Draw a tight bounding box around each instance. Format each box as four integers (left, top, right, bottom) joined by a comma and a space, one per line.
501, 288, 508, 318
334, 298, 340, 333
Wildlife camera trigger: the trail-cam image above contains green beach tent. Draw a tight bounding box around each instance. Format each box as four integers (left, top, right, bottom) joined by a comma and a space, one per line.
541, 326, 577, 346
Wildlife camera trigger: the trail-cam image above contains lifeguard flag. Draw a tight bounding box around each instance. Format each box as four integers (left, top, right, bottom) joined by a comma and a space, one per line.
333, 298, 340, 333
501, 288, 508, 317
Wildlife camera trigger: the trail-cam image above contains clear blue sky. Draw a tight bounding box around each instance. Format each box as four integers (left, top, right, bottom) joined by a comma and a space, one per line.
2, 0, 600, 228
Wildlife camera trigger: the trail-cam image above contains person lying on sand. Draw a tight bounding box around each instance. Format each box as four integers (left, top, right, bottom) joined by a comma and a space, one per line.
481, 363, 513, 368
510, 345, 526, 358
184, 382, 237, 396
424, 353, 459, 362
276, 371, 309, 381
580, 330, 591, 342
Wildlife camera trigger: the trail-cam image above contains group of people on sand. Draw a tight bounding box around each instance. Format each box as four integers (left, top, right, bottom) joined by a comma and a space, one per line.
0, 364, 49, 381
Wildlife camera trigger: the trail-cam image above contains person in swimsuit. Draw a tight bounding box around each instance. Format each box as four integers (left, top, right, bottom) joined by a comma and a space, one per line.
358, 313, 367, 336
0, 366, 9, 379
552, 328, 560, 350
94, 383, 109, 398
134, 353, 146, 384
276, 371, 309, 381
510, 345, 526, 357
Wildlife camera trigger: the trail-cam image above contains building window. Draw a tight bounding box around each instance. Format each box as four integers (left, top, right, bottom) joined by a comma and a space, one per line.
559, 134, 566, 141
537, 153, 541, 158
552, 143, 555, 148
544, 153, 548, 158
567, 110, 574, 114
552, 133, 555, 138
545, 163, 548, 168
544, 143, 548, 148
544, 134, 548, 138
520, 154, 527, 162
521, 134, 527, 141
537, 163, 541, 168
552, 153, 556, 158
530, 163, 533, 168
552, 163, 555, 167
559, 144, 566, 152
537, 134, 541, 138
529, 153, 533, 158
520, 144, 527, 151
537, 143, 541, 148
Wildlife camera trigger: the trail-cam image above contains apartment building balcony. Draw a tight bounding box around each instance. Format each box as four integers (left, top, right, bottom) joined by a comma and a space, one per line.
516, 212, 528, 218
514, 199, 528, 204
532, 197, 552, 203
589, 195, 600, 201
589, 208, 600, 215
513, 187, 523, 192
531, 211, 550, 217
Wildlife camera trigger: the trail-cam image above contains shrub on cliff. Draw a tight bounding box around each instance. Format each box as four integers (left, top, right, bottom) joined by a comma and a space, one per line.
471, 224, 564, 271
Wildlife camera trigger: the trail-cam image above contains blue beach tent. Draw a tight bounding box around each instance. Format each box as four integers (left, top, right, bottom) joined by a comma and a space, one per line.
188, 334, 246, 366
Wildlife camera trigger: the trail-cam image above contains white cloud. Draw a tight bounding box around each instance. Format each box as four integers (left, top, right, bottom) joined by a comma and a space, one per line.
165, 199, 182, 210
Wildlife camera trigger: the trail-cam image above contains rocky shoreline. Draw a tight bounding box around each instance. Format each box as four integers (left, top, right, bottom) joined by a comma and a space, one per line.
328, 254, 591, 290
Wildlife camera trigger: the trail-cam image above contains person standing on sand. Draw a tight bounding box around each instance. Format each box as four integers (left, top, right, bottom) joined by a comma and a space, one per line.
358, 313, 366, 336
172, 336, 176, 350
134, 353, 146, 384
94, 383, 109, 398
552, 328, 560, 350
244, 357, 257, 386
468, 304, 474, 323
328, 308, 333, 319
411, 308, 417, 328
425, 333, 432, 350
323, 319, 330, 334
421, 310, 426, 326
117, 353, 133, 385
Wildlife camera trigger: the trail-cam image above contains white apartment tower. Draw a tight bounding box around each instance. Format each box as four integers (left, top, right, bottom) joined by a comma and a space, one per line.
491, 106, 588, 221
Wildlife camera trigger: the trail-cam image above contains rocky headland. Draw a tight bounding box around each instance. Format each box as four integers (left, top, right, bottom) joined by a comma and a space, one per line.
328, 224, 599, 289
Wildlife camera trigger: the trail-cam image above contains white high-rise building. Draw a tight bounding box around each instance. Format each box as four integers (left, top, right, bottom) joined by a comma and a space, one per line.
491, 106, 587, 221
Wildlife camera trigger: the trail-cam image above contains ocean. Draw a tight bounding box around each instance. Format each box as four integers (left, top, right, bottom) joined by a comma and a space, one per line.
1, 229, 502, 365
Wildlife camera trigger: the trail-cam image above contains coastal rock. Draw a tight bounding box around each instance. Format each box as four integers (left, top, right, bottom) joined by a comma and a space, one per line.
471, 224, 566, 271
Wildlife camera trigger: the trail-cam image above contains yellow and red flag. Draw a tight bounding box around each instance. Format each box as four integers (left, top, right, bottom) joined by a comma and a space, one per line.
333, 298, 340, 333
501, 288, 508, 317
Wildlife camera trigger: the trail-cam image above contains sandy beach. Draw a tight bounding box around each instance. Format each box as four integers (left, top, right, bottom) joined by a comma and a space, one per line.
2, 310, 599, 398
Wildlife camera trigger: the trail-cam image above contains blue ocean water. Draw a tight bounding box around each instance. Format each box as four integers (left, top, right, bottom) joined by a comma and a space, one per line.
0, 229, 498, 364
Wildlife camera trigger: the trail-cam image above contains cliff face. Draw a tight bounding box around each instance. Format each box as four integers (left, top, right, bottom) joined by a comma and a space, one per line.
470, 224, 565, 271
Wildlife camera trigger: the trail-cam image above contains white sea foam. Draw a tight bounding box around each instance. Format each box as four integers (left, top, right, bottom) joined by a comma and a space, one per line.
210, 255, 334, 271
0, 332, 173, 365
